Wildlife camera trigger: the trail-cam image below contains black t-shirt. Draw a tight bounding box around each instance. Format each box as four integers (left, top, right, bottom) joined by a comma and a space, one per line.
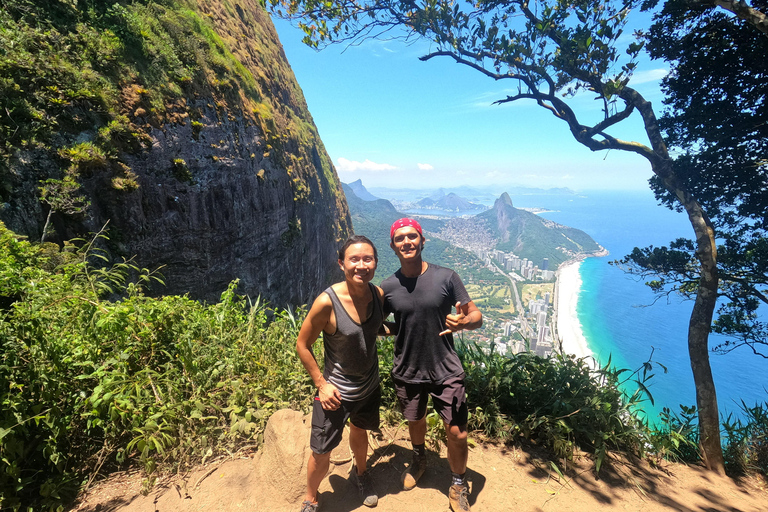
381, 263, 471, 384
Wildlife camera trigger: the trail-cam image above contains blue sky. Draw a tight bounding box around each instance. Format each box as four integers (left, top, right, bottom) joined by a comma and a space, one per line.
272, 14, 669, 191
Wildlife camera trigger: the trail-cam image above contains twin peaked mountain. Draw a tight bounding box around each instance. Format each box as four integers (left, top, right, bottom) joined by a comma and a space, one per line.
478, 192, 603, 266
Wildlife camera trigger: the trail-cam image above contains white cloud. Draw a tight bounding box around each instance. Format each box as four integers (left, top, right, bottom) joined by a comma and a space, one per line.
417, 163, 434, 170
336, 157, 397, 172
631, 68, 668, 85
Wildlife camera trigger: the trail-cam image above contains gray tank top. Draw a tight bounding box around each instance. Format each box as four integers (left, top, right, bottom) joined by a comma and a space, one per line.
322, 283, 382, 401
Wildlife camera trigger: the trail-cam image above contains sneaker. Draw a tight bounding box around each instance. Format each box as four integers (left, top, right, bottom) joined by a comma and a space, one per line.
401, 455, 426, 491
449, 483, 471, 512
352, 469, 378, 507
300, 500, 318, 512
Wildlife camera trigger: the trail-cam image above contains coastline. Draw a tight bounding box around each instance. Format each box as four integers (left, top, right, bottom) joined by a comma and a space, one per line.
554, 258, 600, 369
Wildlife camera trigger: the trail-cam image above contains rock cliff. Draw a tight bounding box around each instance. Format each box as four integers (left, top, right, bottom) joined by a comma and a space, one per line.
0, 0, 351, 304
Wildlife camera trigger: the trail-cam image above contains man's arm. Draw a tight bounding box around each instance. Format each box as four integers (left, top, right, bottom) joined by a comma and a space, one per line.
377, 285, 396, 336
296, 294, 342, 410
441, 301, 483, 336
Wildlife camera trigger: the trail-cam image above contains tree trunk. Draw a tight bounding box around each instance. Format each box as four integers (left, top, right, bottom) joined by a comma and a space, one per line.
654, 161, 726, 474
626, 92, 726, 473
41, 208, 52, 243
688, 261, 724, 473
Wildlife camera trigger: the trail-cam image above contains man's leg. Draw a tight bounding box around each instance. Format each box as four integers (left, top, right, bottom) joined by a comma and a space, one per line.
408, 416, 427, 446
445, 424, 471, 511
397, 415, 427, 490
349, 423, 369, 475
349, 424, 377, 506
304, 394, 349, 510
445, 423, 468, 475
304, 451, 331, 505
348, 389, 380, 507
394, 380, 429, 490
432, 376, 471, 512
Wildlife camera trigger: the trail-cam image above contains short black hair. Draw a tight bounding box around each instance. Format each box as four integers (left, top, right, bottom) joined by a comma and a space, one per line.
339, 235, 378, 261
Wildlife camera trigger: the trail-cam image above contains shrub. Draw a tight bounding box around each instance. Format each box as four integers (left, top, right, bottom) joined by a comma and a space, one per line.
722, 400, 768, 476
171, 158, 192, 182
647, 405, 700, 464
0, 223, 310, 510
457, 340, 650, 472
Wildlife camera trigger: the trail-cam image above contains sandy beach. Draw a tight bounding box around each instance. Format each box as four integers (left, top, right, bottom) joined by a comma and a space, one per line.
555, 260, 598, 367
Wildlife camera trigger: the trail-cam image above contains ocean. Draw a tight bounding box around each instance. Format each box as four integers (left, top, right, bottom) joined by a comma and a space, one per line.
518, 189, 768, 423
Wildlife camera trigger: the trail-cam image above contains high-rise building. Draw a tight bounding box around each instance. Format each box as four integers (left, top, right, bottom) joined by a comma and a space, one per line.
536, 325, 550, 353
542, 258, 549, 271
536, 311, 547, 330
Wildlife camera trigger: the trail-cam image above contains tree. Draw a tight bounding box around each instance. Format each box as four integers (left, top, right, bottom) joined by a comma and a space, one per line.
619, 0, 768, 359
690, 0, 768, 35
38, 177, 90, 243
269, 0, 738, 472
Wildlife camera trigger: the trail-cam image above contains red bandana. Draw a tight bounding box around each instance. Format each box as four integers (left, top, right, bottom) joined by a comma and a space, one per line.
390, 218, 423, 239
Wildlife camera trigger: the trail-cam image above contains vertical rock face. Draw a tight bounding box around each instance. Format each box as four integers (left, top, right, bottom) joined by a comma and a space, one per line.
0, 1, 351, 305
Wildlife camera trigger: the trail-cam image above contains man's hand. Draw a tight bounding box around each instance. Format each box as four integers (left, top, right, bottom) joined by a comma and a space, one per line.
439, 302, 465, 336
318, 382, 342, 410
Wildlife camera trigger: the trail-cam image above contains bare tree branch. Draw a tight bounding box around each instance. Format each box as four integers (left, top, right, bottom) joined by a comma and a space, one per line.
696, 0, 768, 36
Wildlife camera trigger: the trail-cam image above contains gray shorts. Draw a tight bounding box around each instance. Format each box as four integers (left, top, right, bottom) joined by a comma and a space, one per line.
309, 386, 381, 454
394, 374, 468, 426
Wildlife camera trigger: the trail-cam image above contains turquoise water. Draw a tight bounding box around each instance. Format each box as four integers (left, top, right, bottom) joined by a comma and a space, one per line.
511, 189, 768, 423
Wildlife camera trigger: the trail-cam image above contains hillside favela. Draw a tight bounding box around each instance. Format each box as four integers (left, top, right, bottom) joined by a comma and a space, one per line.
0, 1, 766, 512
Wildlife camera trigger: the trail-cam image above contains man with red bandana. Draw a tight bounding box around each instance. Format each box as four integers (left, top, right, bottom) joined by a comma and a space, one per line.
381, 218, 482, 512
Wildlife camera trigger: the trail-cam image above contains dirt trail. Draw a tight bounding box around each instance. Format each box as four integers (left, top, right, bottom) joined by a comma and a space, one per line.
72, 422, 767, 512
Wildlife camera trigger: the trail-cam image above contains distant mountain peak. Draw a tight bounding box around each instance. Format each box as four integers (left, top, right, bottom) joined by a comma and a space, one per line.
344, 180, 380, 201
415, 191, 486, 212
478, 191, 601, 266
496, 192, 514, 208
428, 188, 447, 201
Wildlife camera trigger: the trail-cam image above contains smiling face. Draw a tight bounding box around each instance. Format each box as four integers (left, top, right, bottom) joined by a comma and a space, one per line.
390, 225, 424, 263
339, 242, 377, 285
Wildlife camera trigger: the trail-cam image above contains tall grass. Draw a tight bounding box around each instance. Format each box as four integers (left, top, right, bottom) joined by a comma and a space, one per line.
457, 339, 649, 472
0, 224, 312, 510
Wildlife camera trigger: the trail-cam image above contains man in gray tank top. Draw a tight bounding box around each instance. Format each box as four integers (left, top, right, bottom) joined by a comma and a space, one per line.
296, 235, 385, 512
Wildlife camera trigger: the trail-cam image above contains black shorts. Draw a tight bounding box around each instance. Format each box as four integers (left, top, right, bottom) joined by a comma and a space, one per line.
309, 386, 381, 455
394, 374, 468, 426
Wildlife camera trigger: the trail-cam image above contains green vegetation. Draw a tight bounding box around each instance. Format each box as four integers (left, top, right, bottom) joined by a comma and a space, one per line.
0, 222, 312, 511
1, 222, 767, 510
0, 0, 230, 190
1, 0, 349, 244
460, 342, 647, 472
469, 282, 512, 312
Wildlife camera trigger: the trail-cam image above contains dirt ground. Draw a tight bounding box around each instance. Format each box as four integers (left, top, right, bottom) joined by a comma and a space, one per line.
71, 423, 767, 512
